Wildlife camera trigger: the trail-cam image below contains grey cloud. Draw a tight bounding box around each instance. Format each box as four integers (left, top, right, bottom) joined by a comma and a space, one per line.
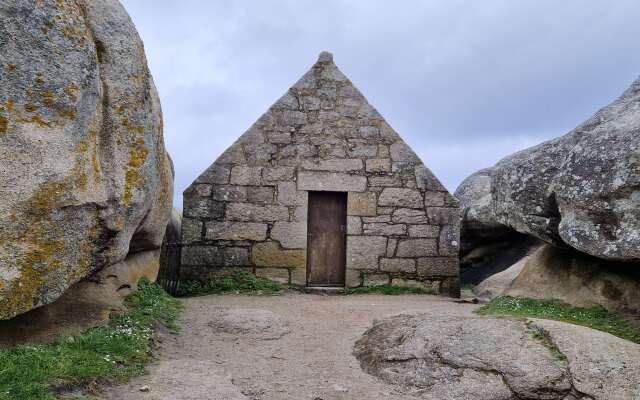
120, 0, 640, 207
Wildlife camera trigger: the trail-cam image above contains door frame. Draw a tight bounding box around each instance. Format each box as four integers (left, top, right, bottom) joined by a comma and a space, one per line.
305, 191, 347, 287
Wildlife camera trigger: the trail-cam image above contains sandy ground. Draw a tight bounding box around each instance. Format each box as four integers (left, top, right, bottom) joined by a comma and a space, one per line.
99, 292, 479, 400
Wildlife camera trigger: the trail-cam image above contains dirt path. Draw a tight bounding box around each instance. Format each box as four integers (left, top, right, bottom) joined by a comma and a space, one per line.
100, 293, 479, 400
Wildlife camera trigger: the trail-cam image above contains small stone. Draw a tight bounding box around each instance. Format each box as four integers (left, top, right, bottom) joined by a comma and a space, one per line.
181, 218, 203, 244
247, 186, 274, 204
298, 171, 367, 192
196, 164, 230, 184
347, 192, 377, 216
275, 92, 299, 110
290, 267, 307, 285
278, 182, 307, 206
358, 126, 379, 138
226, 203, 289, 222
279, 110, 307, 126
392, 208, 429, 224
271, 222, 307, 249
364, 273, 389, 286
205, 222, 267, 241
302, 96, 321, 110
386, 239, 398, 257
181, 245, 220, 266
183, 197, 224, 219
262, 166, 295, 183
318, 51, 333, 62
348, 143, 378, 158
390, 141, 419, 163
378, 188, 423, 209
193, 184, 212, 197
368, 175, 401, 187
380, 258, 415, 273
408, 224, 440, 238
346, 270, 362, 288
362, 215, 391, 223
423, 191, 445, 206
347, 216, 363, 235
390, 278, 440, 291
396, 239, 438, 257
365, 159, 391, 173
255, 268, 290, 284
347, 236, 387, 270
267, 131, 292, 144
230, 166, 262, 186
217, 145, 246, 164
439, 225, 460, 256
417, 257, 459, 277
415, 164, 445, 190
301, 158, 363, 172
363, 223, 406, 236
212, 185, 247, 202
427, 207, 459, 225
139, 385, 150, 392
252, 242, 306, 268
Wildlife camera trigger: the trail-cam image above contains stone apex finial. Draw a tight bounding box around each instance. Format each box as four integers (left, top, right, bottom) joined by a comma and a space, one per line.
318, 51, 333, 63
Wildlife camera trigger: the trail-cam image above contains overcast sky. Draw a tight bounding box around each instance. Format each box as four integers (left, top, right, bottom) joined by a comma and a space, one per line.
120, 0, 640, 208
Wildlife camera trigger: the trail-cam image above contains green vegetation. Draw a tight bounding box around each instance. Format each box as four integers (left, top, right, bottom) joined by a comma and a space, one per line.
343, 284, 436, 295
528, 324, 568, 362
460, 283, 475, 291
0, 279, 182, 400
176, 272, 283, 297
476, 296, 640, 344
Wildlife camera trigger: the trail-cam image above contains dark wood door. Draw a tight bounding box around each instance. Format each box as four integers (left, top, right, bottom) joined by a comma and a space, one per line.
307, 191, 347, 286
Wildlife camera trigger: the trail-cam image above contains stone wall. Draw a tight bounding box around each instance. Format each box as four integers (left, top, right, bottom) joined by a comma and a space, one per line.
181, 52, 460, 296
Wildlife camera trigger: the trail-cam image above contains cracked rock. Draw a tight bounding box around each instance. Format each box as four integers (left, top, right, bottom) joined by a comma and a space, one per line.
354, 313, 640, 399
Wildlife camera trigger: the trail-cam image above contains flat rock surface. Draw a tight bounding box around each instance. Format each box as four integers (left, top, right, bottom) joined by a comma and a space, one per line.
355, 313, 640, 400
100, 293, 478, 400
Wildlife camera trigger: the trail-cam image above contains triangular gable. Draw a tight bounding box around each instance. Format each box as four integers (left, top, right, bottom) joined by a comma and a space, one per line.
190, 51, 447, 195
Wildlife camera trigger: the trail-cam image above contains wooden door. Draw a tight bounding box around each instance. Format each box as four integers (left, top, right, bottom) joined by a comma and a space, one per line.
306, 191, 347, 286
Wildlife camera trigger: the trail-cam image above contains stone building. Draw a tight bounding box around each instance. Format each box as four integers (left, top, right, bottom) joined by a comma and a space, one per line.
181, 52, 460, 296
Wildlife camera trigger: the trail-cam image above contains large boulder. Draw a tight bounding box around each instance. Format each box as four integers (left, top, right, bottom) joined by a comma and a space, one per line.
0, 0, 173, 320
472, 254, 530, 302
355, 313, 640, 399
455, 77, 640, 262
505, 245, 640, 313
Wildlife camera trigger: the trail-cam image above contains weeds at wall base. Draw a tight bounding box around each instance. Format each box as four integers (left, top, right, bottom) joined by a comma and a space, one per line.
0, 279, 182, 400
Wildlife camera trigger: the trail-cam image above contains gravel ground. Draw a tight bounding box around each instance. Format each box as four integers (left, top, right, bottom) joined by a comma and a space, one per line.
99, 292, 478, 400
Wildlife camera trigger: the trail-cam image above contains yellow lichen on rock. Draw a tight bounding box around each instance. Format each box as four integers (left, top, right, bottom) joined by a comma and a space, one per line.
41, 90, 55, 107
0, 115, 7, 134
124, 137, 149, 206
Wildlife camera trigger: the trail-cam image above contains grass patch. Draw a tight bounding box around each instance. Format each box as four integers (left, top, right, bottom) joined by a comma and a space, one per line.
475, 296, 640, 344
344, 284, 436, 295
527, 323, 568, 362
461, 283, 475, 291
176, 272, 283, 297
0, 279, 182, 400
